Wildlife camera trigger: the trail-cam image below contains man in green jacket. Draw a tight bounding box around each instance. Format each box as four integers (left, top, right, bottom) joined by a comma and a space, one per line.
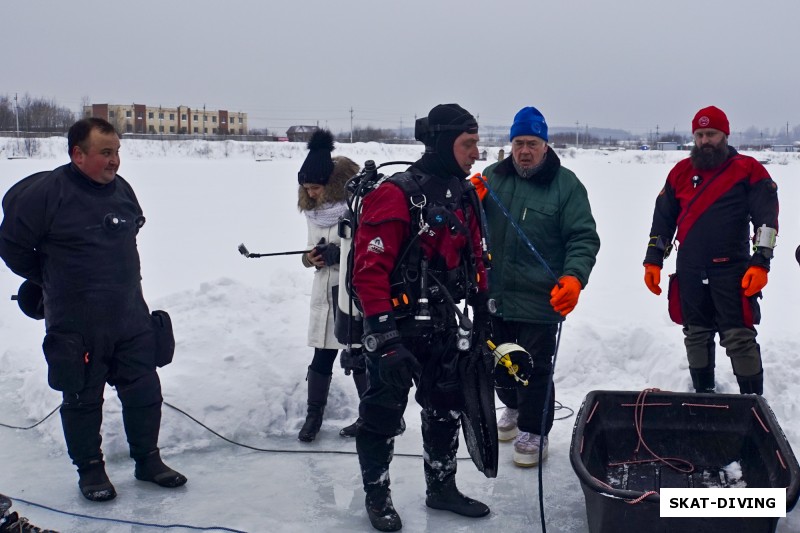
477, 106, 600, 467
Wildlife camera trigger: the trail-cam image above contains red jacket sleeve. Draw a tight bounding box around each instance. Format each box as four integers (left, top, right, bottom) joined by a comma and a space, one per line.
352, 183, 410, 317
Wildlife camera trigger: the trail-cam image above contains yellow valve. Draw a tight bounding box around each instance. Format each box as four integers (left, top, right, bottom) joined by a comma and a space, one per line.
486, 339, 529, 386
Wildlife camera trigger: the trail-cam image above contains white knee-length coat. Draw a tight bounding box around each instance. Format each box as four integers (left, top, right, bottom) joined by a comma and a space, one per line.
298, 156, 359, 349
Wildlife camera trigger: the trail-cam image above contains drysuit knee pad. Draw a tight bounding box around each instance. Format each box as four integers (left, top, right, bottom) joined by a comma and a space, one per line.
359, 401, 406, 437
116, 372, 163, 408
42, 332, 87, 393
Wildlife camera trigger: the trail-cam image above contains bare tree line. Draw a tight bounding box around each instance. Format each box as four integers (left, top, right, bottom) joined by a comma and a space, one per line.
1, 93, 798, 147
0, 93, 76, 133
336, 126, 405, 143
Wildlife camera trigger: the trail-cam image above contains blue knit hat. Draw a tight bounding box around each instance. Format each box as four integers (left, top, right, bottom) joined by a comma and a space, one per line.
510, 106, 548, 142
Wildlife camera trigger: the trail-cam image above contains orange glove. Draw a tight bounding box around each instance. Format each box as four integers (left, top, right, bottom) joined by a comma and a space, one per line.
550, 275, 582, 316
741, 266, 768, 297
469, 173, 488, 201
644, 264, 662, 295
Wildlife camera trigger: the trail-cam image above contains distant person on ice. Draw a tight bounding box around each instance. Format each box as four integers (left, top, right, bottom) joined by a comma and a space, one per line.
0, 118, 186, 501
295, 129, 365, 441
473, 106, 599, 467
643, 106, 779, 395
352, 104, 492, 531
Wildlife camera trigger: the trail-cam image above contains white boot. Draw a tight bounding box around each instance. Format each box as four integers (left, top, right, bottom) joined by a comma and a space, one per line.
497, 407, 519, 441
512, 431, 548, 467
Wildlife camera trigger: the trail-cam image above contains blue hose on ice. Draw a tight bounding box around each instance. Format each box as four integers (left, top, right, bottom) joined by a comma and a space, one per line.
9, 495, 248, 533
474, 173, 562, 533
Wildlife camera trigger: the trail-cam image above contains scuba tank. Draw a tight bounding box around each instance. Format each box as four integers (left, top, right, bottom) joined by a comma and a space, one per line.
334, 200, 362, 346
334, 160, 413, 347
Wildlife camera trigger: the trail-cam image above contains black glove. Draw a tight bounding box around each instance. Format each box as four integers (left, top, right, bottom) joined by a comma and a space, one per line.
340, 347, 366, 375
377, 340, 421, 389
364, 313, 421, 389
469, 292, 493, 337
13, 280, 44, 320
314, 242, 340, 266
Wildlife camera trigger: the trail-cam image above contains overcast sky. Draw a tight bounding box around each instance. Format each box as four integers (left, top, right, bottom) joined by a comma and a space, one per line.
3, 0, 798, 137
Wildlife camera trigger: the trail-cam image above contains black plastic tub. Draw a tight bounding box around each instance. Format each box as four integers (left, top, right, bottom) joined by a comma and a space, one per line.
570, 390, 800, 533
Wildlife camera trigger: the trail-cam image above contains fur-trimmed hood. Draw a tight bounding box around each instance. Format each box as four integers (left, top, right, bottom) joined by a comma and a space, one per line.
297, 156, 359, 211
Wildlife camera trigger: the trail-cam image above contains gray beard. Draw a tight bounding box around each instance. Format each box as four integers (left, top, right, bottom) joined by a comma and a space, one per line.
513, 152, 547, 178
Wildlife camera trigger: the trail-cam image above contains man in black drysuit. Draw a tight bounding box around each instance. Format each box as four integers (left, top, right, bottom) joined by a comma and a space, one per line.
0, 118, 186, 501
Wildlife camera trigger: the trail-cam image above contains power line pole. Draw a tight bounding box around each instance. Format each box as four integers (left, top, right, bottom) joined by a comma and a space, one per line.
14, 93, 20, 138
350, 107, 354, 144
14, 93, 21, 155
575, 121, 579, 147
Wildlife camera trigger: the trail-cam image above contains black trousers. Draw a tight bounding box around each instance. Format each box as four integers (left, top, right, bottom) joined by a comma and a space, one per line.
359, 325, 463, 437
677, 262, 763, 377
46, 286, 163, 466
492, 321, 557, 436
677, 263, 760, 331
356, 322, 465, 498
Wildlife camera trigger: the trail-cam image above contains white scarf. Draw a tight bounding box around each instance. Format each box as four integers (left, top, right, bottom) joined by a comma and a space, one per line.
304, 201, 348, 228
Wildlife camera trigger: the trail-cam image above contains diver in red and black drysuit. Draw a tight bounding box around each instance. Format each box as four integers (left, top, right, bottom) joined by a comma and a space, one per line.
352, 104, 491, 532
644, 106, 779, 395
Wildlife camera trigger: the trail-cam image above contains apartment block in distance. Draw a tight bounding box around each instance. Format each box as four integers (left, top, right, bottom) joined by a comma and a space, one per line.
85, 104, 248, 135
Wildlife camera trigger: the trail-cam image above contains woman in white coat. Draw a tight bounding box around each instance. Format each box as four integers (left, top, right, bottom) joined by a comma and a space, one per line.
296, 129, 366, 442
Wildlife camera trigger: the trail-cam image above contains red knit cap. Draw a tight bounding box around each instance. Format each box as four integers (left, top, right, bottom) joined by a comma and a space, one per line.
692, 106, 730, 135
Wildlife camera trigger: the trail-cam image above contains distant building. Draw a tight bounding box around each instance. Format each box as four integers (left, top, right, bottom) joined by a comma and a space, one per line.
84, 104, 248, 135
770, 144, 798, 153
656, 141, 679, 151
286, 125, 319, 142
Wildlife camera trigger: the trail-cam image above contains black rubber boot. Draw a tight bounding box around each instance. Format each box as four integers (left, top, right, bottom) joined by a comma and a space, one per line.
357, 429, 401, 531
689, 367, 716, 393
340, 371, 369, 437
737, 371, 764, 395
60, 394, 104, 467
298, 367, 332, 442
121, 399, 162, 459
60, 394, 113, 502
422, 410, 489, 518
0, 511, 59, 533
77, 459, 116, 502
119, 392, 186, 488
365, 491, 401, 532
134, 450, 187, 488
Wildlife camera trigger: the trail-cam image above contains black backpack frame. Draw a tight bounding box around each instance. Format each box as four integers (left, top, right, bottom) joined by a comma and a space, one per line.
334, 160, 486, 347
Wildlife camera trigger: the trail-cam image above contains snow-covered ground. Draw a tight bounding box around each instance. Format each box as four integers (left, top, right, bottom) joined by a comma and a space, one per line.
1, 137, 798, 532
